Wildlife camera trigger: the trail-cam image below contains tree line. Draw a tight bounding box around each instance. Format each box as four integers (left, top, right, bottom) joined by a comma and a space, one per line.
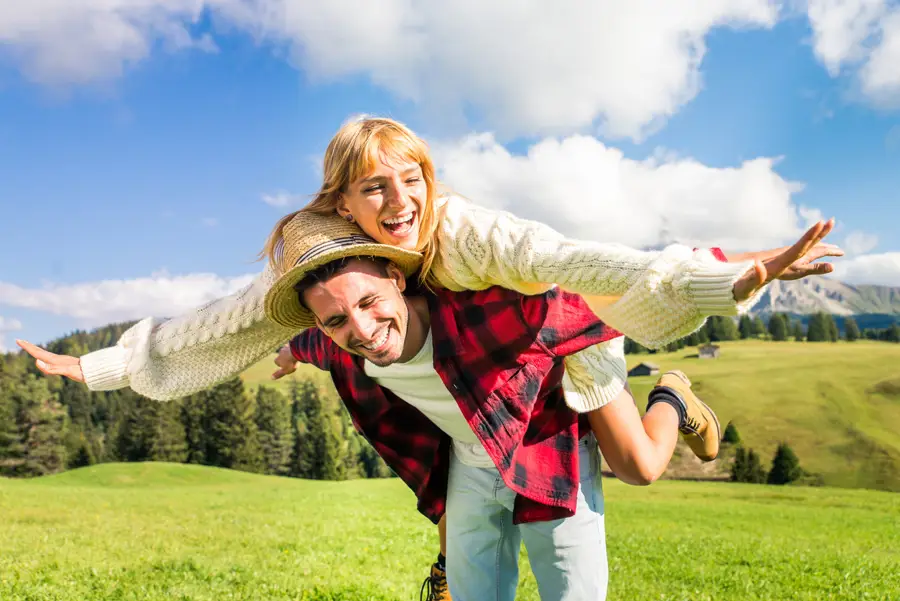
625, 313, 900, 354
721, 422, 814, 486
3, 313, 898, 480
0, 323, 390, 480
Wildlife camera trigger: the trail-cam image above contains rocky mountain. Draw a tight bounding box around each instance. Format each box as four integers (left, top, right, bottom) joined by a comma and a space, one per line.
749, 278, 900, 317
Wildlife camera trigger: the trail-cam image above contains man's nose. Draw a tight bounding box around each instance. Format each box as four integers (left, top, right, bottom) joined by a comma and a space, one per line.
349, 312, 377, 340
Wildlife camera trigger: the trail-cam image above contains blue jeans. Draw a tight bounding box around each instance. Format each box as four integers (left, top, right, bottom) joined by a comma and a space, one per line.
445, 436, 608, 601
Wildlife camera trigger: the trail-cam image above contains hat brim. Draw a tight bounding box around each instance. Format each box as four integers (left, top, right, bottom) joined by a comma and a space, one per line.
264, 243, 423, 331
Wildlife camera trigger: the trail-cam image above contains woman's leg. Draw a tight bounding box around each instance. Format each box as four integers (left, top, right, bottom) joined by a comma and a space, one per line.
586, 373, 719, 485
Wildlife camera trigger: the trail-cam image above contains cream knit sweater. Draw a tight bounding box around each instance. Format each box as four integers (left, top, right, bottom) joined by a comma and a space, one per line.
80, 195, 757, 411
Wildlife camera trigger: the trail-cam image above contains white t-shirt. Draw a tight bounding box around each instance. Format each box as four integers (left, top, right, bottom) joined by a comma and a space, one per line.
364, 330, 494, 468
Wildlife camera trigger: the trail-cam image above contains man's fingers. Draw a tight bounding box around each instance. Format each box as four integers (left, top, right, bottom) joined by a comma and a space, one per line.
272, 368, 292, 380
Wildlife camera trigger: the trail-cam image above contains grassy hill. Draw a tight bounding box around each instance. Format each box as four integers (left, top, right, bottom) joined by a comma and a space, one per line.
242, 340, 900, 492
1, 463, 897, 600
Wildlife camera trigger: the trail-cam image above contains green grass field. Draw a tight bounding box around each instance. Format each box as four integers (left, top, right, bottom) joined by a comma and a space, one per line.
242, 340, 900, 492
1, 463, 898, 600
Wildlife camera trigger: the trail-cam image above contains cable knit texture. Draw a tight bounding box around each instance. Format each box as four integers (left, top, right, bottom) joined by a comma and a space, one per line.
80, 195, 759, 408
80, 264, 298, 401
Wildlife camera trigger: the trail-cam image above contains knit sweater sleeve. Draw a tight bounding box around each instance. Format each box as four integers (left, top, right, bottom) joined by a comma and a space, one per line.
79, 264, 299, 401
432, 196, 761, 348
561, 337, 629, 413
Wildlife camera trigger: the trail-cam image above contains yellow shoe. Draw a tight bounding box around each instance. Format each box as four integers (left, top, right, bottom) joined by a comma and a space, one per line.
653, 370, 721, 461
420, 562, 451, 601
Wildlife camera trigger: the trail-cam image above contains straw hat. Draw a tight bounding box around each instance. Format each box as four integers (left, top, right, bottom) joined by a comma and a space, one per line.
264, 212, 422, 330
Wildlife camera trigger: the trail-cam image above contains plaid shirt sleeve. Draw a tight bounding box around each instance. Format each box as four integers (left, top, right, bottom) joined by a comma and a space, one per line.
708, 247, 727, 262
519, 287, 622, 358
288, 329, 333, 371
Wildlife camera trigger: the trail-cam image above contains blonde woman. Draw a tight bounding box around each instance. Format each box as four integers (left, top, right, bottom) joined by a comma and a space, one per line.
18, 117, 839, 600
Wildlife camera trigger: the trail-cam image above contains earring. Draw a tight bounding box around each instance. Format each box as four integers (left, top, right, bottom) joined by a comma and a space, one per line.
344, 214, 355, 223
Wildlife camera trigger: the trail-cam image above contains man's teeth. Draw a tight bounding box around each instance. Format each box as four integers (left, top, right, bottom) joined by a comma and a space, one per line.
384, 214, 413, 225
362, 329, 389, 351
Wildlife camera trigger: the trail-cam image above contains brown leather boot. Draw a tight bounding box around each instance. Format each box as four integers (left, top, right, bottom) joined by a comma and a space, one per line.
420, 562, 451, 601
652, 370, 721, 461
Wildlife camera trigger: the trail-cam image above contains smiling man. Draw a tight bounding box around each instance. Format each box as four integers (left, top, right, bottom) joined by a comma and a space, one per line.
260, 211, 699, 601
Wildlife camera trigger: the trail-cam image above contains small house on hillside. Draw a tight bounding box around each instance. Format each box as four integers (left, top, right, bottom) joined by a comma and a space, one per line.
628, 362, 660, 377
699, 344, 721, 359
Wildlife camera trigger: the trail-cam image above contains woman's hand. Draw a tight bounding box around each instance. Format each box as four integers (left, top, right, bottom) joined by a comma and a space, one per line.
15, 339, 85, 383
732, 218, 839, 303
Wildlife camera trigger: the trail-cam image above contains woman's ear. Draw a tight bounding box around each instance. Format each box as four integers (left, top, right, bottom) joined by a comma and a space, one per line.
335, 195, 351, 219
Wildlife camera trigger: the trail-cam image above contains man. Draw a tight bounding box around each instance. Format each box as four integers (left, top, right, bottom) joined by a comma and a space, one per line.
17, 211, 721, 600
261, 211, 715, 601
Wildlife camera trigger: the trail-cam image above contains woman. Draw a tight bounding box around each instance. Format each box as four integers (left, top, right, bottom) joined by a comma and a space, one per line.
18, 116, 839, 601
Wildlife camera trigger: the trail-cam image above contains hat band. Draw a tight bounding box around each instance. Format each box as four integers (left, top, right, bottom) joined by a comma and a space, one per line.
294, 234, 377, 266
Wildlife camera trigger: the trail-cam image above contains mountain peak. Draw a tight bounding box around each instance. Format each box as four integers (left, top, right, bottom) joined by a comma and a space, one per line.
750, 279, 900, 316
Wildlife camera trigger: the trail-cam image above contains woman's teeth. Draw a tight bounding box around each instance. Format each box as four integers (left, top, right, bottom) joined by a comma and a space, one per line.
362, 328, 390, 352
383, 213, 414, 234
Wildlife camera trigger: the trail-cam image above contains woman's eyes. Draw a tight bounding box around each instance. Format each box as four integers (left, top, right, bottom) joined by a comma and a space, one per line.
364, 178, 420, 193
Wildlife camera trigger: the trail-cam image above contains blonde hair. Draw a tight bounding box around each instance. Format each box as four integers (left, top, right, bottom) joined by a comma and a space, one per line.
261, 116, 443, 285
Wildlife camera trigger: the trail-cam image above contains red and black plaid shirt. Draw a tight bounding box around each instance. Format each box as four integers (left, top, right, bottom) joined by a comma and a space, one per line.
289, 284, 621, 525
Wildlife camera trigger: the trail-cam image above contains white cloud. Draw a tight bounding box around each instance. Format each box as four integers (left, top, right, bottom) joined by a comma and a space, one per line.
0, 316, 24, 353
0, 271, 256, 328
0, 0, 217, 87
843, 230, 880, 255
0, 0, 780, 139
434, 133, 813, 251
832, 252, 900, 285
807, 0, 900, 107
261, 190, 304, 208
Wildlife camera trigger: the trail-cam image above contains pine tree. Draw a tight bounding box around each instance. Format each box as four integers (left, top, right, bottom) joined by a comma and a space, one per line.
752, 316, 767, 338
624, 338, 648, 354
807, 313, 828, 342
767, 442, 802, 485
767, 313, 788, 341
16, 376, 69, 477
739, 315, 754, 340
255, 386, 294, 476
886, 323, 900, 343
179, 378, 261, 471
825, 314, 840, 342
684, 331, 702, 347
746, 449, 767, 483
150, 401, 188, 463
0, 384, 24, 476
291, 380, 345, 480
730, 446, 748, 482
358, 443, 392, 478
791, 320, 805, 342
706, 316, 739, 342
722, 421, 741, 444
69, 440, 95, 469
116, 397, 186, 462
205, 378, 263, 471
843, 317, 860, 342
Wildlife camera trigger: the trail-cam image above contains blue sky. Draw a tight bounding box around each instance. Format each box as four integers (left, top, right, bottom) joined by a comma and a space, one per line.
1, 1, 899, 350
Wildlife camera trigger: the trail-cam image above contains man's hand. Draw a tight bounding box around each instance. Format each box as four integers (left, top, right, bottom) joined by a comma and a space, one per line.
732, 218, 839, 303
15, 339, 85, 383
272, 344, 298, 380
